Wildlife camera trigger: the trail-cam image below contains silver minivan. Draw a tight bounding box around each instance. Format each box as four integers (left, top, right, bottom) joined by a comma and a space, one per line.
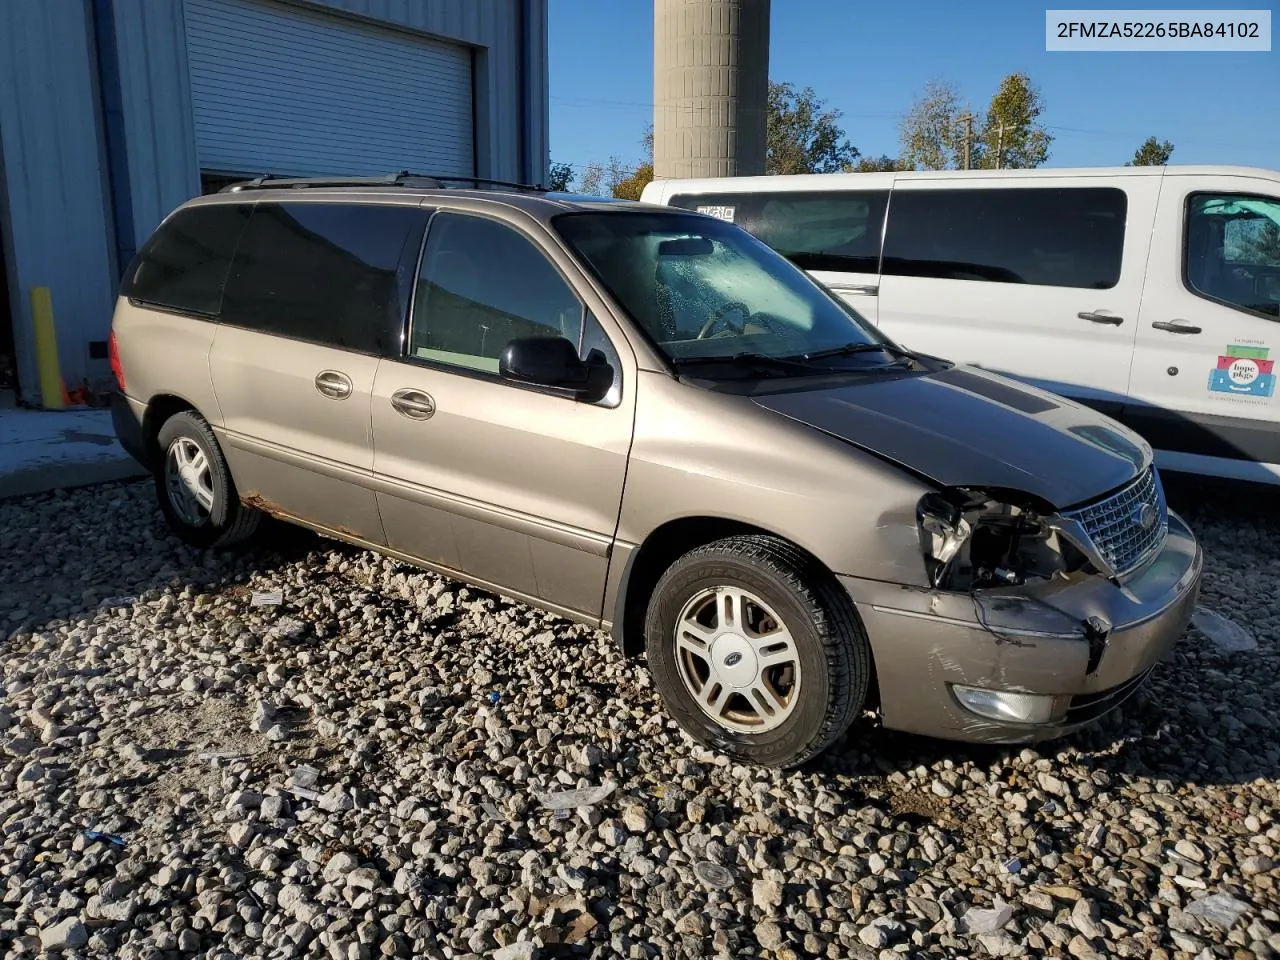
111, 175, 1203, 766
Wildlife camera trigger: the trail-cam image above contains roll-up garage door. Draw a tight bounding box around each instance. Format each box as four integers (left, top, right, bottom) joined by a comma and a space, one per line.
184, 0, 474, 179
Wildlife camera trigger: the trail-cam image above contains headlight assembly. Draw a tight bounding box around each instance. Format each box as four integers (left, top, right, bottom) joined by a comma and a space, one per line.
917, 489, 1089, 591
917, 493, 971, 587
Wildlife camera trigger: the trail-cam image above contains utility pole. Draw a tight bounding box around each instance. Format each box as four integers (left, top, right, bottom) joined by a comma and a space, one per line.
994, 123, 1005, 170
961, 114, 973, 170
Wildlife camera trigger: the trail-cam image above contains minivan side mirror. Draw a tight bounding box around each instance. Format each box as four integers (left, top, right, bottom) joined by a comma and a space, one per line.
499, 336, 613, 402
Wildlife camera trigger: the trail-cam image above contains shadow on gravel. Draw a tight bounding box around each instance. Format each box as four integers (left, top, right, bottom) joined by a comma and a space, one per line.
0, 480, 327, 643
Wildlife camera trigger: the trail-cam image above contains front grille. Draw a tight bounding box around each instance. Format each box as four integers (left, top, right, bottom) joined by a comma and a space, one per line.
1065, 667, 1153, 724
1061, 467, 1168, 576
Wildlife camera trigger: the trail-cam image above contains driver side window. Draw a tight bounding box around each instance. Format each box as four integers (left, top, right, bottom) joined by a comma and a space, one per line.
1185, 193, 1280, 319
411, 213, 584, 373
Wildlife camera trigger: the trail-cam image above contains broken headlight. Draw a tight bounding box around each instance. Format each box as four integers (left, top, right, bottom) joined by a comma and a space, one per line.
917, 490, 1088, 591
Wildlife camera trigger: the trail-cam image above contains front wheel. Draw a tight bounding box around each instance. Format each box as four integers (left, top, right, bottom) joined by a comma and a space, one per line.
154, 410, 261, 548
644, 535, 871, 768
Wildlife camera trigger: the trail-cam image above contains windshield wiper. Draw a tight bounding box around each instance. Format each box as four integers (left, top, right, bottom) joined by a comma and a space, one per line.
791, 342, 917, 364
670, 352, 827, 376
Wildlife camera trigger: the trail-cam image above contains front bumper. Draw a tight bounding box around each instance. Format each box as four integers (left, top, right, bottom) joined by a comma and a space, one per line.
841, 509, 1202, 743
110, 390, 148, 468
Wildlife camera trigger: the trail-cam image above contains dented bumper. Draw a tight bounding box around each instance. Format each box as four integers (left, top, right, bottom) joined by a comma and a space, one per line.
842, 510, 1202, 743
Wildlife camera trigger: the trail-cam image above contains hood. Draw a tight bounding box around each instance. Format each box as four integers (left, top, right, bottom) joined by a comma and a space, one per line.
753, 364, 1150, 509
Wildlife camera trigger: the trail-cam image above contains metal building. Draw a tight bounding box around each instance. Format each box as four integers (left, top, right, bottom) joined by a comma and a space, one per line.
0, 0, 549, 406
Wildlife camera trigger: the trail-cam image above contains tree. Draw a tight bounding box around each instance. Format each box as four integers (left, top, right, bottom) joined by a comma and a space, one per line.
1127, 136, 1174, 166
577, 156, 632, 196
847, 155, 902, 172
977, 73, 1052, 169
898, 80, 967, 171
547, 161, 574, 191
613, 163, 654, 200
767, 81, 859, 175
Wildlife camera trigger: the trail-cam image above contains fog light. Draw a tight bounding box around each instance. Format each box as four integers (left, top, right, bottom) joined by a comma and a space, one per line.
952, 685, 1060, 724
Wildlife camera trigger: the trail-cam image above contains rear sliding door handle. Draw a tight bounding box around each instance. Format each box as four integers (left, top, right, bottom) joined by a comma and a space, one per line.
390, 388, 436, 420
314, 370, 353, 400
1078, 311, 1124, 326
1152, 320, 1203, 335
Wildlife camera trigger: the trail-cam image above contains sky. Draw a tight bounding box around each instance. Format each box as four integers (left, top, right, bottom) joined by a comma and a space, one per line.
548, 0, 1280, 177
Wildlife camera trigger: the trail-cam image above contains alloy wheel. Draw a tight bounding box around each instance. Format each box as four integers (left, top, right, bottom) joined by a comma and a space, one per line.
164, 437, 214, 527
674, 585, 802, 733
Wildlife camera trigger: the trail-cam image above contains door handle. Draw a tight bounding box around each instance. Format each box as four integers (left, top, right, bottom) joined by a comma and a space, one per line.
390, 388, 436, 420
1078, 311, 1124, 326
827, 283, 879, 296
1151, 320, 1202, 335
314, 370, 353, 400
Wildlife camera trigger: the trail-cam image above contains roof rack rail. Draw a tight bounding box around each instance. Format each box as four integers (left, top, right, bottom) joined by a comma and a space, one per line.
419, 174, 550, 192
220, 171, 548, 193
222, 172, 443, 192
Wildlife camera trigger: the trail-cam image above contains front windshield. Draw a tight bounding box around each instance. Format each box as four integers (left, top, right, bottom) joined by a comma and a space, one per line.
554, 211, 893, 365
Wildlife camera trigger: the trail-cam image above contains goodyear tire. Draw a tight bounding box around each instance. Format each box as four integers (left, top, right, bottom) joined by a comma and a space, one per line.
154, 410, 260, 548
645, 535, 871, 768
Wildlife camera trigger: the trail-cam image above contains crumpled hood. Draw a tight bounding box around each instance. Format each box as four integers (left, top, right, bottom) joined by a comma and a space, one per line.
753, 364, 1150, 509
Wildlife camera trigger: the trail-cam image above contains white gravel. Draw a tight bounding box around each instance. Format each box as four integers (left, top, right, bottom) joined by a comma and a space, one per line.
1, 477, 1277, 959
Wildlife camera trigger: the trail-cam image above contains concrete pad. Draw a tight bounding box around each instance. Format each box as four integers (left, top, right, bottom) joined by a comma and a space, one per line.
0, 408, 148, 500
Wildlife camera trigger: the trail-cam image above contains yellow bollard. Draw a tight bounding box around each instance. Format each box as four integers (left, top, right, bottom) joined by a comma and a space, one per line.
30, 286, 65, 411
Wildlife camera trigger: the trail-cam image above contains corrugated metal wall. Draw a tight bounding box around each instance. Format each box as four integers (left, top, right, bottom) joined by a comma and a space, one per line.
0, 0, 119, 401
113, 0, 549, 245
185, 0, 475, 179
311, 0, 548, 189
111, 0, 203, 263
0, 0, 549, 404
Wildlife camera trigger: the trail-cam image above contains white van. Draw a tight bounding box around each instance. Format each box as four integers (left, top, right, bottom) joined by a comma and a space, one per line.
641, 166, 1280, 485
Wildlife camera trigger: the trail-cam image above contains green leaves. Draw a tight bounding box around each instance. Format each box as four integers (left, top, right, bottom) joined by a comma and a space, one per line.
978, 73, 1053, 169
899, 74, 1053, 171
1127, 136, 1175, 166
767, 81, 859, 175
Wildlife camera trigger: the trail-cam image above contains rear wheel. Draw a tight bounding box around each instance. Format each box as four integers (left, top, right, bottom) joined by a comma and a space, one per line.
154, 411, 260, 548
645, 535, 871, 768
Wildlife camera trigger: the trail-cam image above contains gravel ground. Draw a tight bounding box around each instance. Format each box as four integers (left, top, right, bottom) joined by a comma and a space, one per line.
1, 477, 1277, 960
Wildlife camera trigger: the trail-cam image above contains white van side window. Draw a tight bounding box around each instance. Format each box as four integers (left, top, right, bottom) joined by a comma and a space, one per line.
882, 187, 1127, 289
671, 191, 889, 274
1185, 193, 1280, 319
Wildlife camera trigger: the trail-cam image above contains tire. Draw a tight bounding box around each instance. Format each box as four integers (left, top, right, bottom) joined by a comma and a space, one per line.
644, 535, 870, 768
154, 410, 261, 549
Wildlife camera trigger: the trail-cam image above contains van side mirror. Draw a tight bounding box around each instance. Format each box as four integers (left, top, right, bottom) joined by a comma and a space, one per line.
499, 336, 613, 402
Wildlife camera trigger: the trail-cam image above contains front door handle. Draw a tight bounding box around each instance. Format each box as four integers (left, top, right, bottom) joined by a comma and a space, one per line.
827, 283, 879, 296
1078, 311, 1124, 326
314, 370, 353, 400
390, 388, 436, 420
1151, 320, 1203, 335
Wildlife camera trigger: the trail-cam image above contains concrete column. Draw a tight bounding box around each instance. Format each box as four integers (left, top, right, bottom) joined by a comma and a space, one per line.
653, 0, 769, 180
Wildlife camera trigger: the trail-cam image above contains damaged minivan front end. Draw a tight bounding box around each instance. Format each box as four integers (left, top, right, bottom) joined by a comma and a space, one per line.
844, 466, 1201, 743
754, 366, 1202, 743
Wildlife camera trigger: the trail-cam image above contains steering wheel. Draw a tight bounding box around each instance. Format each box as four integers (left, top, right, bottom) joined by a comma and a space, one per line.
697, 301, 752, 339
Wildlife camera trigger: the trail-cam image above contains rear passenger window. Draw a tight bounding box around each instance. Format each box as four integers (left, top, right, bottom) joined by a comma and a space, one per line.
669, 191, 888, 274
882, 187, 1127, 289
410, 213, 583, 374
221, 203, 423, 353
1185, 193, 1280, 319
121, 204, 251, 316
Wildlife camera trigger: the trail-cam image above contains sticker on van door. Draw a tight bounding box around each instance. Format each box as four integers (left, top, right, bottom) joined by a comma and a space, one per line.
696, 205, 735, 223
1208, 344, 1276, 398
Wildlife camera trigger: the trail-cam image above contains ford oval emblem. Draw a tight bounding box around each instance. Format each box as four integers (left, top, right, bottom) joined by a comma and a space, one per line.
723, 652, 743, 667
1133, 502, 1158, 531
